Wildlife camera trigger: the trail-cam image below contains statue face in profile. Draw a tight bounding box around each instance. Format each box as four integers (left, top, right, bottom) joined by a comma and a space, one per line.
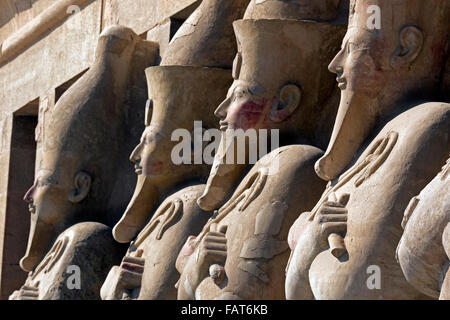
330, 27, 384, 99
21, 142, 94, 272
20, 25, 144, 272
315, 0, 450, 181
112, 66, 231, 243
197, 19, 345, 211
215, 79, 272, 131
130, 121, 170, 178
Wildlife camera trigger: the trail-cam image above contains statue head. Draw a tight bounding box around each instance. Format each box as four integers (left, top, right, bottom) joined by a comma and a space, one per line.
20, 25, 143, 272
244, 0, 343, 21
197, 19, 346, 211
315, 0, 450, 181
112, 66, 232, 243
161, 0, 251, 68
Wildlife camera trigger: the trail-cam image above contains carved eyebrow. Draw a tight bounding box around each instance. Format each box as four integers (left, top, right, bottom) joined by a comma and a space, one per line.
348, 41, 371, 52
37, 176, 58, 186
248, 85, 265, 96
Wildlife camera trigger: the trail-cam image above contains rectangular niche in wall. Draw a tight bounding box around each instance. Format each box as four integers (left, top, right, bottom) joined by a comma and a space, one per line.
1, 98, 39, 299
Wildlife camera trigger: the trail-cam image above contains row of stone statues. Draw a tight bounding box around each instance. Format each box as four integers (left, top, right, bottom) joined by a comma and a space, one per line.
9, 0, 449, 300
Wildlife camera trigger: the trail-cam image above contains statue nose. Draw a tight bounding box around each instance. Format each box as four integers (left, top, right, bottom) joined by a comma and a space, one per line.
328, 48, 344, 75
214, 97, 230, 119
130, 143, 142, 163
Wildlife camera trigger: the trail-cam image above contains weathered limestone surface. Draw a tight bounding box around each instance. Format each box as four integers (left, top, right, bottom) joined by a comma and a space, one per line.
286, 0, 450, 300
9, 222, 125, 300
397, 157, 450, 300
7, 24, 157, 300
0, 0, 201, 299
101, 0, 250, 300
176, 0, 346, 300
1, 0, 449, 301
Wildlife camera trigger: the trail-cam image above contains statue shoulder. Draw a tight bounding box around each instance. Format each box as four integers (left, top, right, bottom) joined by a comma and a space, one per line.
18, 222, 124, 300
248, 144, 324, 192
135, 184, 211, 246
383, 102, 450, 157
399, 102, 450, 134
257, 144, 324, 172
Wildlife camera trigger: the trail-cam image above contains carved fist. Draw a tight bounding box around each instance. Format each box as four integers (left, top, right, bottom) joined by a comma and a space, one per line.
194, 224, 228, 280
118, 254, 145, 290
316, 192, 349, 246
289, 192, 349, 252
101, 250, 145, 300
9, 284, 39, 300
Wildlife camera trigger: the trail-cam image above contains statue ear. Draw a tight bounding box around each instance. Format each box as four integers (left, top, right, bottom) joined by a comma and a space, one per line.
390, 26, 424, 69
270, 84, 302, 123
68, 172, 91, 203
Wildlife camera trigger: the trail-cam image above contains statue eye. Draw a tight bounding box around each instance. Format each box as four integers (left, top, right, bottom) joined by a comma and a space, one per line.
37, 179, 55, 187
234, 88, 246, 100
144, 135, 154, 144
347, 42, 356, 53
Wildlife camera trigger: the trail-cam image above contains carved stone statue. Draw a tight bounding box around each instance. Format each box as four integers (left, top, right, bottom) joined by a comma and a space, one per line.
9, 223, 124, 300
100, 66, 231, 300
286, 0, 450, 300
100, 0, 251, 300
13, 25, 158, 299
244, 0, 341, 21
397, 157, 450, 300
162, 0, 251, 68
176, 1, 346, 300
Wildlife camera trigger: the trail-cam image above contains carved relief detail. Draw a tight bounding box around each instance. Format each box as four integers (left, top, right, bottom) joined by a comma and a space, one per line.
193, 168, 269, 247
309, 131, 399, 221
31, 235, 70, 280
132, 198, 183, 248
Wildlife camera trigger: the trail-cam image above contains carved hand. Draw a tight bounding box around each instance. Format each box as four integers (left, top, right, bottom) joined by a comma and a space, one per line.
286, 192, 349, 300
9, 284, 39, 300
178, 224, 228, 299
316, 192, 349, 255
194, 224, 228, 280
101, 251, 145, 300
118, 254, 145, 291
289, 192, 349, 251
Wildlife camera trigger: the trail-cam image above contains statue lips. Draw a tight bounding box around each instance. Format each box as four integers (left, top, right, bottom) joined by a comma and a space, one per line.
336, 75, 347, 90
134, 164, 143, 175
219, 121, 228, 131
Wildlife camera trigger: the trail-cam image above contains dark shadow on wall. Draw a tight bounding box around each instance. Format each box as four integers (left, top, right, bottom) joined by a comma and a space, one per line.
1, 99, 38, 300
